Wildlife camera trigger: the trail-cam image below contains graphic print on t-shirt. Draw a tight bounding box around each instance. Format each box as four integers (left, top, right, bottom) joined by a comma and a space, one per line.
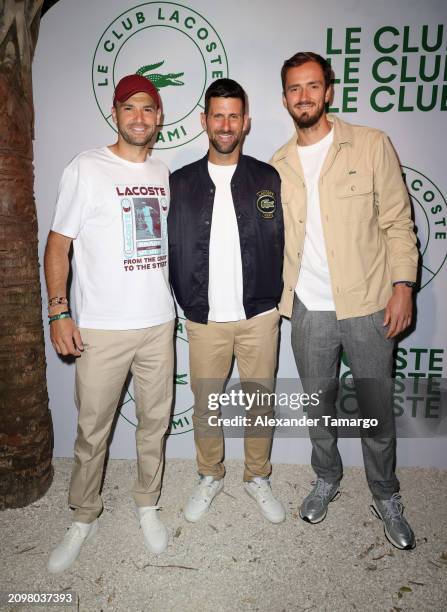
117, 184, 168, 272
135, 198, 160, 240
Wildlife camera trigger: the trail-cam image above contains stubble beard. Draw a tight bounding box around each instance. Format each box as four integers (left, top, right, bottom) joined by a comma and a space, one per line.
209, 131, 242, 155
118, 125, 156, 148
291, 103, 325, 129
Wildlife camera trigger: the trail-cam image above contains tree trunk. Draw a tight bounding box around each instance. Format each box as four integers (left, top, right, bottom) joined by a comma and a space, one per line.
0, 0, 54, 509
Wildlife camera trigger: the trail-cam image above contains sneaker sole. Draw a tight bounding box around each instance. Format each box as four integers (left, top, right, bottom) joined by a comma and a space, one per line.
299, 490, 340, 524
243, 486, 286, 524
183, 481, 224, 523
371, 502, 416, 551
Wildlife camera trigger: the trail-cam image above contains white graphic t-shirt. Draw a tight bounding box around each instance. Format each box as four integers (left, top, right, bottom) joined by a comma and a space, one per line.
207, 162, 246, 322
296, 128, 336, 311
51, 147, 175, 329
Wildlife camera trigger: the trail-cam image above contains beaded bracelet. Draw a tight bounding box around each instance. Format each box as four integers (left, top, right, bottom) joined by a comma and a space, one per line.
48, 311, 71, 324
48, 296, 68, 308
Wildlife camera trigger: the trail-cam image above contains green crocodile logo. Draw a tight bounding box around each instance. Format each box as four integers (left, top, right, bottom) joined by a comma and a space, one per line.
175, 373, 188, 385
136, 61, 184, 89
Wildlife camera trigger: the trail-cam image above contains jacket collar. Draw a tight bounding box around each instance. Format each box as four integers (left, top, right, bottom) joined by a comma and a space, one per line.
198, 151, 247, 185
271, 114, 353, 163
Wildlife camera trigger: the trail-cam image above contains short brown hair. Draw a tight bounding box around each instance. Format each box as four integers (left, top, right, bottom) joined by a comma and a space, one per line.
281, 52, 333, 92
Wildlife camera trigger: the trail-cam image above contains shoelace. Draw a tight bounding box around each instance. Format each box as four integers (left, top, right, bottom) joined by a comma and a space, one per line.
195, 477, 218, 500
254, 481, 274, 504
62, 524, 85, 546
252, 478, 271, 493
310, 478, 334, 501
381, 493, 404, 520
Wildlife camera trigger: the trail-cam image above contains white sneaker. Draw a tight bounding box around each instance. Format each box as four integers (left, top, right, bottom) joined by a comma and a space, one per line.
47, 520, 98, 574
138, 506, 169, 555
183, 476, 224, 523
244, 477, 286, 524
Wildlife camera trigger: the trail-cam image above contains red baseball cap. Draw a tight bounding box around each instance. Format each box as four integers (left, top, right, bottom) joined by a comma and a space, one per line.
113, 74, 161, 108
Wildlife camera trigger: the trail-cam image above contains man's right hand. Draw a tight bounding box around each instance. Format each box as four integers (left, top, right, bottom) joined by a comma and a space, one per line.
50, 318, 84, 357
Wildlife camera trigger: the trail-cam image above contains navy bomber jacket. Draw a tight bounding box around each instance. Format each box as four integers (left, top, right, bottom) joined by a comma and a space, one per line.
168, 153, 284, 324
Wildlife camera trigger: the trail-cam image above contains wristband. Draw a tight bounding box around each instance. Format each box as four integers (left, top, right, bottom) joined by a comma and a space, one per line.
48, 311, 71, 324
393, 281, 417, 289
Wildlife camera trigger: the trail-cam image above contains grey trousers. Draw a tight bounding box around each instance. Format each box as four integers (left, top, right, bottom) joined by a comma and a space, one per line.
291, 296, 399, 499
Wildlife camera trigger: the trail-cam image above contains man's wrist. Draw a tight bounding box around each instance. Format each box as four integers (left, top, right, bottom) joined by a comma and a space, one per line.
48, 305, 70, 315
48, 296, 69, 315
393, 281, 417, 290
48, 296, 68, 307
48, 311, 71, 324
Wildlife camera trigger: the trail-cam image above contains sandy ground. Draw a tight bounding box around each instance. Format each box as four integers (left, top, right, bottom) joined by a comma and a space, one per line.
1, 458, 446, 612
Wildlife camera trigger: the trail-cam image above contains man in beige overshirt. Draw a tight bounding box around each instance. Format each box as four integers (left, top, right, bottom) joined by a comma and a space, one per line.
271, 51, 419, 550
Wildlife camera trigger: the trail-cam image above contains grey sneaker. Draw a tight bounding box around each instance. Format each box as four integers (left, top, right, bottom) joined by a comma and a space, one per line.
371, 493, 416, 550
299, 478, 340, 523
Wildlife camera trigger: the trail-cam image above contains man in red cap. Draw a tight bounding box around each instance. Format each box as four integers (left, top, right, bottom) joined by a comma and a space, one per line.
45, 74, 175, 572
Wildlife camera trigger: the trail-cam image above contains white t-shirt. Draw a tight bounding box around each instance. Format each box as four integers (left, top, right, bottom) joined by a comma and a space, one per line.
296, 129, 335, 311
51, 147, 175, 329
207, 162, 246, 322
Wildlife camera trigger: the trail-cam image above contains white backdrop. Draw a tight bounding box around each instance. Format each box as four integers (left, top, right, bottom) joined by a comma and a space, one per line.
33, 0, 447, 467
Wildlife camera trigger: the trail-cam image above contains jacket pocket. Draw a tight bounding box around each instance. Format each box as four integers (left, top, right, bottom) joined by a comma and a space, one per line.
335, 174, 374, 222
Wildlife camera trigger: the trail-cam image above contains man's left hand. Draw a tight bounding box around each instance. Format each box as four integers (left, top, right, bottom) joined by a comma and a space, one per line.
383, 284, 414, 338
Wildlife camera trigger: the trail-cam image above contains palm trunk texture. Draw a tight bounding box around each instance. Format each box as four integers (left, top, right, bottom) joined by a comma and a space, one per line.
0, 0, 53, 509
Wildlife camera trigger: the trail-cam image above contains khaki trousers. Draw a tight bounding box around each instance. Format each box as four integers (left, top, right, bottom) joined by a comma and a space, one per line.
68, 320, 174, 523
186, 310, 280, 482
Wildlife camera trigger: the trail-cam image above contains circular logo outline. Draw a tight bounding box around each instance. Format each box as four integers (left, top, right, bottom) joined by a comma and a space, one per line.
256, 190, 276, 219
402, 165, 447, 289
92, 1, 229, 150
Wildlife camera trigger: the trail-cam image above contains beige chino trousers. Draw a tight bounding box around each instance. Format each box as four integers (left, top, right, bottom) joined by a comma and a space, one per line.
68, 320, 174, 523
186, 310, 280, 482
